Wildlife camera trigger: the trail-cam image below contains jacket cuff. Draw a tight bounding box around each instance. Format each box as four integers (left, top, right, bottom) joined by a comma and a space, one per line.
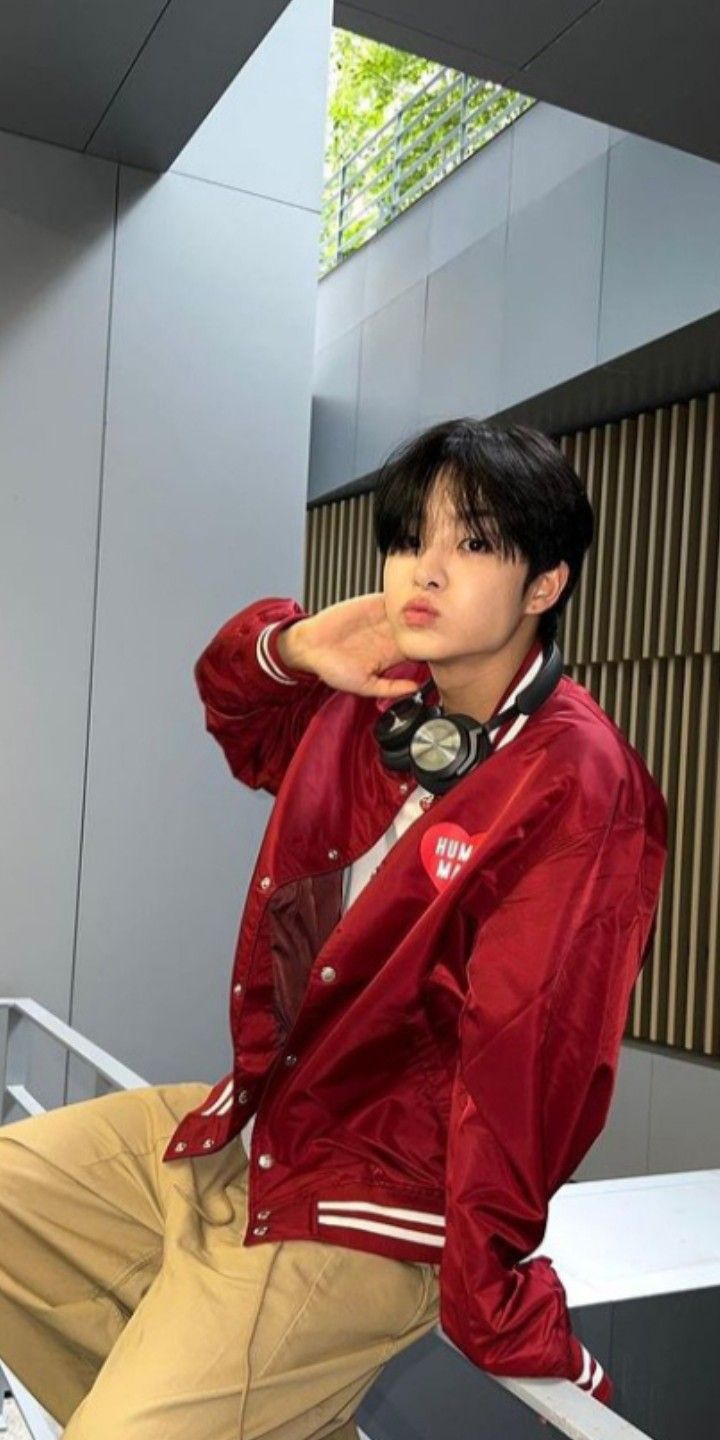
569, 1336, 614, 1406
256, 617, 316, 685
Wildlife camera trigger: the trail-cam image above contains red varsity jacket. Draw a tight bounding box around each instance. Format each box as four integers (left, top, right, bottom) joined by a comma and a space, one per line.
163, 596, 668, 1407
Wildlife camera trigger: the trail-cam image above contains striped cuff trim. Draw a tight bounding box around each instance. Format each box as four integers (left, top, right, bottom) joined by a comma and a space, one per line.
256, 621, 300, 685
574, 1342, 608, 1397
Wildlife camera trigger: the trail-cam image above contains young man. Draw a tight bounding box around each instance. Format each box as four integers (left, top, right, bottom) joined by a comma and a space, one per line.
0, 420, 668, 1437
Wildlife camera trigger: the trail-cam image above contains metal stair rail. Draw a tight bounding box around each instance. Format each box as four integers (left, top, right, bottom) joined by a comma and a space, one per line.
0, 998, 654, 1440
0, 998, 148, 1439
320, 66, 534, 275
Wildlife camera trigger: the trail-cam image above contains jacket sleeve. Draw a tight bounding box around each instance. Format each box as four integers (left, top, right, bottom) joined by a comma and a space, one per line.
439, 797, 668, 1406
194, 596, 335, 795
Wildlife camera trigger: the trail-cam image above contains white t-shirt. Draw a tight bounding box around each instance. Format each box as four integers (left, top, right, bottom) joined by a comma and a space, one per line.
239, 782, 435, 1156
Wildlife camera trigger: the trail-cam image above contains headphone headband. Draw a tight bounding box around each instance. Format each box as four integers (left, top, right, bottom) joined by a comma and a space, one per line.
374, 639, 564, 796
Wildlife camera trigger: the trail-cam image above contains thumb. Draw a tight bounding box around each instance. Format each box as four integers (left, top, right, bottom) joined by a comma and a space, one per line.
372, 679, 421, 699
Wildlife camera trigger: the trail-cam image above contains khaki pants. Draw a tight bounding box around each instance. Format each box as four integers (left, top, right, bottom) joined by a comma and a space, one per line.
0, 1082, 440, 1439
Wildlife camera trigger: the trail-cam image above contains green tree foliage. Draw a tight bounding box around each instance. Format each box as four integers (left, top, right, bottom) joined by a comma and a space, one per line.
324, 29, 437, 180
321, 28, 533, 272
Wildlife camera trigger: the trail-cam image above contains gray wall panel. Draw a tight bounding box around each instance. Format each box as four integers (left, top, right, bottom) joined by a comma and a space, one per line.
575, 1041, 720, 1181
419, 225, 506, 425
573, 1043, 654, 1180
169, 0, 332, 207
499, 152, 607, 406
356, 1289, 720, 1440
70, 159, 325, 1084
507, 100, 609, 213
608, 1288, 720, 1438
0, 131, 116, 1021
358, 1327, 570, 1440
355, 280, 426, 476
307, 326, 362, 500
313, 247, 368, 350
598, 133, 720, 363
363, 191, 432, 318
647, 1051, 720, 1172
0, 0, 331, 1089
426, 124, 512, 273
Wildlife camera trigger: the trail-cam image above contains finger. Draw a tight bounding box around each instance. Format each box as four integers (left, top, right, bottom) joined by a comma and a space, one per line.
370, 681, 421, 698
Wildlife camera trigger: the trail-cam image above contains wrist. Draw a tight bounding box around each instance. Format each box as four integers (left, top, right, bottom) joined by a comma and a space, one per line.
273, 619, 316, 677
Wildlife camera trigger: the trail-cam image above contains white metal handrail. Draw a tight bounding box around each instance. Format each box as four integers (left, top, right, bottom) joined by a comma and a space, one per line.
0, 999, 148, 1439
0, 996, 147, 1124
0, 999, 652, 1439
320, 65, 534, 275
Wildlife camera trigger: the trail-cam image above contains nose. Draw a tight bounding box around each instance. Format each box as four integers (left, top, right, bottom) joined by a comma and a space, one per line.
413, 549, 445, 586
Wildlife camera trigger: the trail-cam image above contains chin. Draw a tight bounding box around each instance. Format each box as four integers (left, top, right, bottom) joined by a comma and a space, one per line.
398, 643, 437, 666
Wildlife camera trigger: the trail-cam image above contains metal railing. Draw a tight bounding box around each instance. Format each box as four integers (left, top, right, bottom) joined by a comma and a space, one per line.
320, 66, 534, 275
0, 999, 148, 1439
0, 999, 653, 1440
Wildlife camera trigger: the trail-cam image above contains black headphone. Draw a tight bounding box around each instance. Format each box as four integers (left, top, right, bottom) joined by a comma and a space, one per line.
374, 638, 565, 796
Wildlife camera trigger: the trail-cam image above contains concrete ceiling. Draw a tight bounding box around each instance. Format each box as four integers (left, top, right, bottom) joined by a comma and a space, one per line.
0, 1, 717, 171
0, 0, 288, 171
335, 0, 720, 166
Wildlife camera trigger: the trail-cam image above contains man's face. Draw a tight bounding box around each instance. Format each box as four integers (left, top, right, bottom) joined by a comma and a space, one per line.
382, 476, 539, 661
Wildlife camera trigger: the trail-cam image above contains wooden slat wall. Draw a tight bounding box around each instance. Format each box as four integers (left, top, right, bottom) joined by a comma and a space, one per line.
304, 395, 720, 1058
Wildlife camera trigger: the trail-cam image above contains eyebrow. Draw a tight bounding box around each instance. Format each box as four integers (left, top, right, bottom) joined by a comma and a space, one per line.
425, 510, 498, 530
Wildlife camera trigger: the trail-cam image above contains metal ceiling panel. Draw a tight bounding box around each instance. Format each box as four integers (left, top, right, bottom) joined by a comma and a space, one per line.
336, 0, 595, 69
518, 0, 720, 164
0, 0, 718, 175
0, 0, 291, 172
335, 0, 720, 166
87, 0, 290, 170
0, 0, 165, 152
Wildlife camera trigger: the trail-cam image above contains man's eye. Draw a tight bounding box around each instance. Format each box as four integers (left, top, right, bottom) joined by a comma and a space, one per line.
397, 535, 490, 553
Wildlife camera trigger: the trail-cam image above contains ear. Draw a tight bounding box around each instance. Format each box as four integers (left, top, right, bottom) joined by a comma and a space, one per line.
525, 560, 570, 616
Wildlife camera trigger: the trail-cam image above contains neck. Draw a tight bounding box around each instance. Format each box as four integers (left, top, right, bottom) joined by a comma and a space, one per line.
430, 619, 541, 724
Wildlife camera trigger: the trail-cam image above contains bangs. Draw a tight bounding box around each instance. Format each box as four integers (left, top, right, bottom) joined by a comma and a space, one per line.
374, 458, 522, 566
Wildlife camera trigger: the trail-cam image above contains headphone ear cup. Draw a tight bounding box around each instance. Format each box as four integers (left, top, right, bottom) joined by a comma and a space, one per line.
374, 694, 428, 771
407, 713, 493, 794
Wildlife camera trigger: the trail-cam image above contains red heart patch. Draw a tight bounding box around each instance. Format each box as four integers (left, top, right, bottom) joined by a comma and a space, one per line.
420, 823, 488, 894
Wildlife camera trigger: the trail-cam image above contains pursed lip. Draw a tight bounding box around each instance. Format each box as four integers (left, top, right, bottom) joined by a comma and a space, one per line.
402, 601, 440, 617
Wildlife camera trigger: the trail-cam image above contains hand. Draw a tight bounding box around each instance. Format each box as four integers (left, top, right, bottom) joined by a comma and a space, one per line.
286, 593, 422, 701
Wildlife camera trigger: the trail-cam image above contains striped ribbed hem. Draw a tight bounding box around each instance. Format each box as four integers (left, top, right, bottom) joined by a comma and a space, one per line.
200, 1077, 235, 1117
316, 1198, 446, 1250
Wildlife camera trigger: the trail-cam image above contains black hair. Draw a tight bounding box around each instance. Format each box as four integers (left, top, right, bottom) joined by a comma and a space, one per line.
372, 417, 594, 645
